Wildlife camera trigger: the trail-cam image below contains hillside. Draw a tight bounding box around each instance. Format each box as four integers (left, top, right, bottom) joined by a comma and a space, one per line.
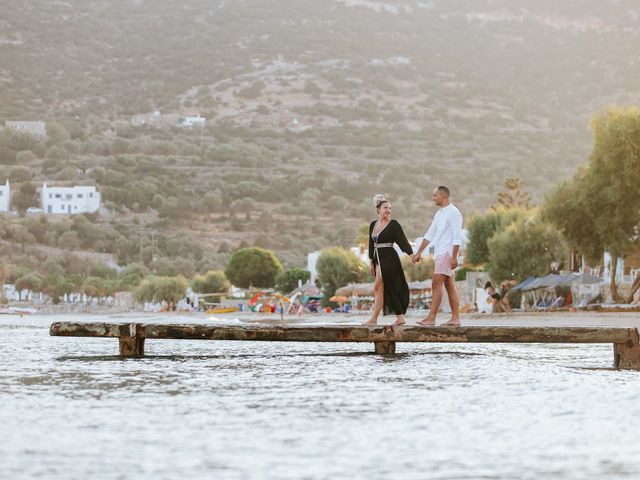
1, 0, 639, 271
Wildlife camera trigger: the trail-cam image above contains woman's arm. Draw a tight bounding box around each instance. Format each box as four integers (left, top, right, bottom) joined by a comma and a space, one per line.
368, 221, 374, 261
394, 220, 413, 256
368, 222, 376, 275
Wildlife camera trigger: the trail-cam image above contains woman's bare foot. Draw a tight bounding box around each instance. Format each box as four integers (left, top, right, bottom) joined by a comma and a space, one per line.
392, 316, 406, 326
439, 318, 461, 327
416, 317, 435, 327
362, 319, 378, 326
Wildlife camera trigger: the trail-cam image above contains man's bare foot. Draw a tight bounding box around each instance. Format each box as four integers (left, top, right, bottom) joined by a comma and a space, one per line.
362, 319, 378, 326
416, 318, 435, 327
439, 318, 461, 327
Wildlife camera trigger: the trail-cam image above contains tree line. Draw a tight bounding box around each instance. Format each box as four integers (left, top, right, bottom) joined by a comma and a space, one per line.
464, 106, 640, 303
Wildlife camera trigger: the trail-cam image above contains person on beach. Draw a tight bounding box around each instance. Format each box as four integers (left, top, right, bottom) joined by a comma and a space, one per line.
411, 186, 463, 327
364, 194, 415, 326
485, 281, 511, 314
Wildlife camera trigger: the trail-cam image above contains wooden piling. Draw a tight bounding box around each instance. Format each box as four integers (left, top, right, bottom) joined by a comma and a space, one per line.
374, 341, 396, 354
118, 323, 144, 356
613, 329, 640, 369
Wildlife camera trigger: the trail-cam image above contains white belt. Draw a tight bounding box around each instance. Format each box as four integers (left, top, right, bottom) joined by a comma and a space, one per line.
374, 243, 394, 248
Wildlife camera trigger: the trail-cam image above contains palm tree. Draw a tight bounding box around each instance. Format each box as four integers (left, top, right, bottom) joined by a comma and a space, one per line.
493, 177, 532, 210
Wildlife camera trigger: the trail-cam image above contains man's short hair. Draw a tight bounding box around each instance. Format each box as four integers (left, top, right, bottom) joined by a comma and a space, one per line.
437, 185, 450, 197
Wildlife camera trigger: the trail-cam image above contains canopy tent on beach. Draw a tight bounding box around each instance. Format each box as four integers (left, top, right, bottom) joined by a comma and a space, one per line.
335, 280, 433, 298
334, 283, 376, 297
335, 280, 433, 311
510, 272, 603, 309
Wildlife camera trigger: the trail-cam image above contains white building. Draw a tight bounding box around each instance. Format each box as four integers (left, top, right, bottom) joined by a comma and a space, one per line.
307, 251, 321, 284
179, 115, 206, 128
5, 121, 46, 137
41, 183, 101, 214
0, 180, 10, 212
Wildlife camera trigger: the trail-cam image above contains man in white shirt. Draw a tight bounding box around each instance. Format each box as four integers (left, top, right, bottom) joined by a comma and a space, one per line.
411, 186, 463, 326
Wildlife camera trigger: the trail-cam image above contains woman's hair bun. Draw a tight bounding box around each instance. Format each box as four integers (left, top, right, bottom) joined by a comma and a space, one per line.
373, 193, 387, 207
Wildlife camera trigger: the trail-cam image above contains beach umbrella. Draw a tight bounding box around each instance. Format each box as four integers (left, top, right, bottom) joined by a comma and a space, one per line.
329, 295, 349, 303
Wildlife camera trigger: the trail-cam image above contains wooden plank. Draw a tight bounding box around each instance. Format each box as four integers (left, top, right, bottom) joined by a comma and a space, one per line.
50, 322, 131, 338
49, 322, 640, 369
50, 322, 638, 344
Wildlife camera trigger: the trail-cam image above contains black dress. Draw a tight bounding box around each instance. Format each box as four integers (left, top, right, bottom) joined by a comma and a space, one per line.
369, 219, 413, 316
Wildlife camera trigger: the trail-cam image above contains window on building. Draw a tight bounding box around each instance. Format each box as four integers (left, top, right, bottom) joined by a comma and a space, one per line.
0, 191, 3, 196
49, 193, 52, 199
77, 194, 83, 198
65, 194, 72, 200
89, 192, 94, 198
55, 194, 61, 199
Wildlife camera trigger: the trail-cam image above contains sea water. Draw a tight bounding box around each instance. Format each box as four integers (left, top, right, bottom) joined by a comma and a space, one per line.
2, 314, 640, 480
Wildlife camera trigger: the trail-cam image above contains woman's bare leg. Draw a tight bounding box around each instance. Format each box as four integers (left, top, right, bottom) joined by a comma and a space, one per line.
364, 265, 384, 325
502, 297, 511, 314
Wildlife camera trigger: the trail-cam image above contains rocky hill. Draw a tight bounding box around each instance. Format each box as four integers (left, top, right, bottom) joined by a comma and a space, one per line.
1, 0, 639, 270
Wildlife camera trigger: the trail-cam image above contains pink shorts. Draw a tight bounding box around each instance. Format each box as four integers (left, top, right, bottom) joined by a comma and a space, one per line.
434, 253, 454, 277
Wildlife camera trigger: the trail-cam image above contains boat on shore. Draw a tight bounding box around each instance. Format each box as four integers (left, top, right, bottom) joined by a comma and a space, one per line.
205, 306, 240, 314
0, 307, 38, 315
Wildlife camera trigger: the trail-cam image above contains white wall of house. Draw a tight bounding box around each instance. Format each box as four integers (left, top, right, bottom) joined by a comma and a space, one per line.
5, 121, 46, 137
41, 183, 101, 214
180, 115, 206, 128
0, 180, 10, 212
307, 251, 321, 283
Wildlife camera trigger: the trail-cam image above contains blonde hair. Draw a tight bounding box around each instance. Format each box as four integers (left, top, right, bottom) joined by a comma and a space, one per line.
373, 194, 388, 209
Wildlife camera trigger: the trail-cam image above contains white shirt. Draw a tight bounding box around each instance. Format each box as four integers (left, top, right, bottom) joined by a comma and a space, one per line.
423, 204, 463, 257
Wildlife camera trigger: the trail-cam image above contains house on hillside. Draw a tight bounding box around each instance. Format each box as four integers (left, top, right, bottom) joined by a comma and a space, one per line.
179, 115, 206, 128
5, 121, 46, 137
41, 183, 101, 214
0, 180, 10, 212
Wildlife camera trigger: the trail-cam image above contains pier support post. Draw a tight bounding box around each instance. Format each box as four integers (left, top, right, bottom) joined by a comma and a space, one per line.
119, 323, 145, 356
613, 341, 640, 370
374, 341, 396, 355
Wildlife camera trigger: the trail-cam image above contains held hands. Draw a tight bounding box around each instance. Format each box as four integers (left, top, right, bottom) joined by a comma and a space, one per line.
410, 253, 421, 264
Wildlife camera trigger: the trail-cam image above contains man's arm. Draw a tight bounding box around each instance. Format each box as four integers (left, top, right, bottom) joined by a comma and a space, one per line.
450, 244, 460, 269
411, 238, 430, 263
450, 210, 463, 268
412, 218, 437, 263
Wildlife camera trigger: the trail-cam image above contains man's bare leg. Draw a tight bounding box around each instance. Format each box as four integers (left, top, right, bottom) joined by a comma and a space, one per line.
364, 266, 384, 325
440, 275, 460, 326
417, 275, 445, 326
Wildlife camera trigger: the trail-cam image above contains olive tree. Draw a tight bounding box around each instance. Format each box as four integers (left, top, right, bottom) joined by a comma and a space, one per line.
225, 247, 283, 288
316, 247, 368, 302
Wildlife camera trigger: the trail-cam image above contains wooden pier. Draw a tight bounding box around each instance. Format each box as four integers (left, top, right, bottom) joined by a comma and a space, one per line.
49, 321, 640, 370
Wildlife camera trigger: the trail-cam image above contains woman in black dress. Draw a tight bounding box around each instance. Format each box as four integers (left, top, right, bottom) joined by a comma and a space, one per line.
364, 194, 414, 326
